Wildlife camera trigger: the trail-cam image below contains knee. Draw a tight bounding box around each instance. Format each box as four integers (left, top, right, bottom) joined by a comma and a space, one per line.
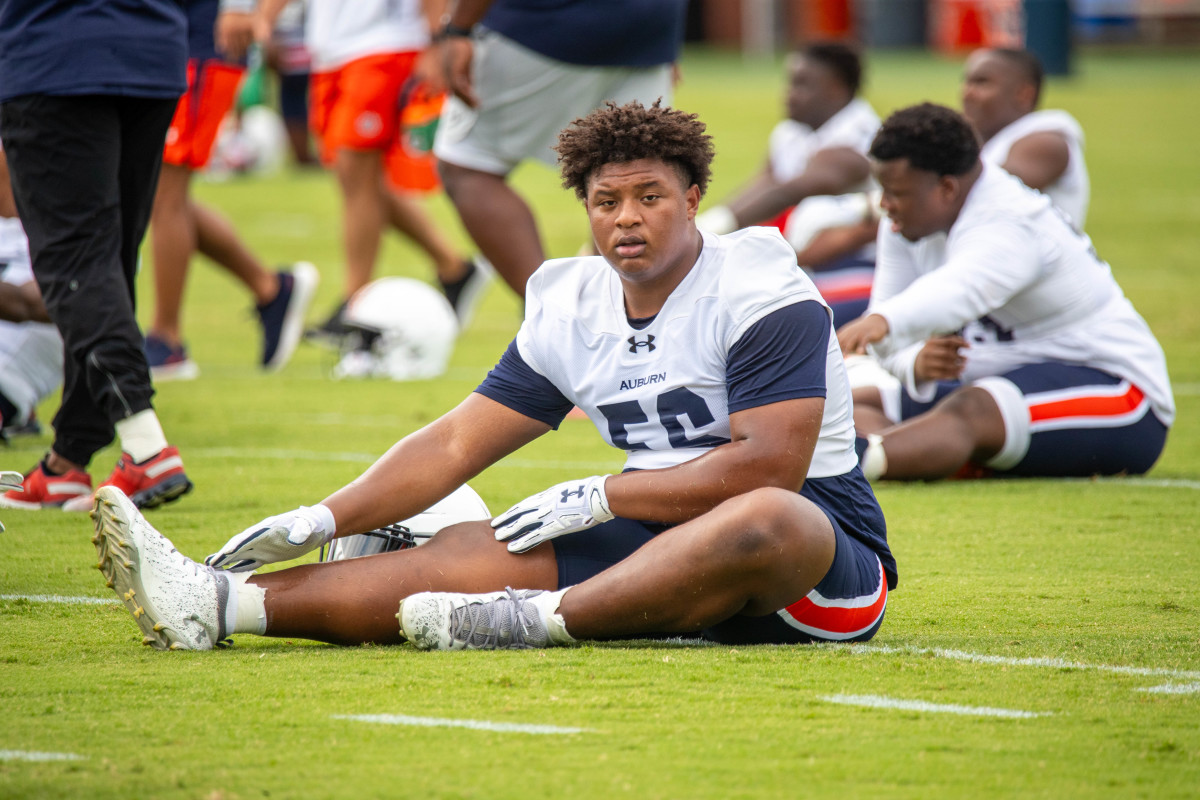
937, 386, 1001, 429
713, 488, 808, 558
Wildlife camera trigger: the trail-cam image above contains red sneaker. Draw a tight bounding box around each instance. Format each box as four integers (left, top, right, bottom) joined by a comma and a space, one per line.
0, 461, 93, 509
95, 446, 193, 509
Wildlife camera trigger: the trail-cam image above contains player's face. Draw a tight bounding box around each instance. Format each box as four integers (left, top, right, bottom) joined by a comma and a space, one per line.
961, 50, 1033, 141
586, 158, 701, 296
872, 158, 960, 242
785, 54, 841, 128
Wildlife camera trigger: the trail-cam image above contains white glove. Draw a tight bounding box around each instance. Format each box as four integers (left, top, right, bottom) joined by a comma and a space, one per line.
205, 504, 336, 572
492, 475, 613, 554
0, 471, 23, 533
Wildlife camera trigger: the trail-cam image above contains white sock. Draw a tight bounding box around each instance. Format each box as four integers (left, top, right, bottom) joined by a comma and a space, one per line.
114, 409, 169, 463
861, 433, 888, 481
230, 573, 267, 635
530, 588, 575, 646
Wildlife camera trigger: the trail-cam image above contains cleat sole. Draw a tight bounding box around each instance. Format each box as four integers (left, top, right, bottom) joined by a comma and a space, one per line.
91, 487, 182, 651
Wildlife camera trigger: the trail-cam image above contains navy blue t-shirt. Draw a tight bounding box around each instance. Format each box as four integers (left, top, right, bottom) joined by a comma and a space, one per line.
482, 0, 687, 68
0, 0, 187, 102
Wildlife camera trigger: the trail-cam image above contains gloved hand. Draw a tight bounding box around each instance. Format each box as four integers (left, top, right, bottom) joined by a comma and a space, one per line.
492, 475, 613, 554
205, 504, 336, 571
0, 471, 23, 533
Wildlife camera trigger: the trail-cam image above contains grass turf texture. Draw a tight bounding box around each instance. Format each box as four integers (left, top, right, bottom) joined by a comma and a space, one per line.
2, 48, 1198, 798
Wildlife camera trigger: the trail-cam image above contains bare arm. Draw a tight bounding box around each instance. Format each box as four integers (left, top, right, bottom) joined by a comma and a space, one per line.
728, 147, 870, 227
1001, 131, 1070, 192
796, 218, 879, 270
0, 280, 50, 324
322, 392, 551, 535
437, 0, 495, 107
0, 149, 17, 218
603, 397, 824, 525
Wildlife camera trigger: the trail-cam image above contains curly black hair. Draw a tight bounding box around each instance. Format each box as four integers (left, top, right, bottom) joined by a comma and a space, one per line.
868, 103, 981, 176
555, 100, 714, 201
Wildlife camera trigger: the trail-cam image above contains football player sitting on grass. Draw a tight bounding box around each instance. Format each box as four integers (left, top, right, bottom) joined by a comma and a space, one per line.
838, 103, 1172, 482
93, 101, 895, 652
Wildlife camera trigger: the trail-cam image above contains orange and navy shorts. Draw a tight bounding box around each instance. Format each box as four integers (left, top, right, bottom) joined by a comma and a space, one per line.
163, 58, 245, 170
310, 50, 418, 164
902, 363, 1168, 477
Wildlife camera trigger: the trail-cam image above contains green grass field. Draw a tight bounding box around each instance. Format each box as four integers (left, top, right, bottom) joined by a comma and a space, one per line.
2, 48, 1199, 799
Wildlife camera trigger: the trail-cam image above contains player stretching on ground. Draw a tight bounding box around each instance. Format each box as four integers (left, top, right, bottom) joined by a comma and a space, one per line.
92, 101, 895, 652
838, 103, 1172, 482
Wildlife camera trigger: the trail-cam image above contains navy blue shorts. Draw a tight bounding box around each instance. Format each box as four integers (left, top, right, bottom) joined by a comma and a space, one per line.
900, 362, 1167, 477
552, 510, 887, 646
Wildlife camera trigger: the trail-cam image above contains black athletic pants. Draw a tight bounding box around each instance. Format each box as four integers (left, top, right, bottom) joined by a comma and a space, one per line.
0, 94, 176, 466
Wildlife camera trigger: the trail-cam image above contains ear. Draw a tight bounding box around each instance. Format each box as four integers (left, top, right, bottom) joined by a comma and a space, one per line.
938, 174, 960, 202
1016, 81, 1038, 111
685, 184, 701, 220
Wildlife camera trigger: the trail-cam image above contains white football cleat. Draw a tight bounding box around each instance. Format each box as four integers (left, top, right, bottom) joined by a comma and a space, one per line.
92, 486, 233, 650
398, 588, 551, 650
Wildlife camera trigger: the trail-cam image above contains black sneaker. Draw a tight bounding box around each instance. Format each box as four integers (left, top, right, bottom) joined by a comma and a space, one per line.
304, 297, 352, 349
258, 262, 318, 370
438, 256, 494, 328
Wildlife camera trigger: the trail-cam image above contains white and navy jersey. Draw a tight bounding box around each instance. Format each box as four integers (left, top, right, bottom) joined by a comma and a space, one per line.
0, 217, 62, 423
981, 109, 1090, 227
305, 0, 428, 71
767, 98, 880, 191
868, 163, 1173, 427
476, 228, 896, 585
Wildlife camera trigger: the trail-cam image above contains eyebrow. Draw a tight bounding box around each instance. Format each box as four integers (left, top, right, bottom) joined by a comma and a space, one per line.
590, 179, 669, 197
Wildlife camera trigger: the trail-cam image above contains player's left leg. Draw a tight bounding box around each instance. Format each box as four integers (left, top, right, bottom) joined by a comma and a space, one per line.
400, 488, 843, 649
860, 384, 1006, 480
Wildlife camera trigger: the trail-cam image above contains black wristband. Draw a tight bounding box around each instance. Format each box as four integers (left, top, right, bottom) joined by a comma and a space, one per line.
437, 21, 474, 41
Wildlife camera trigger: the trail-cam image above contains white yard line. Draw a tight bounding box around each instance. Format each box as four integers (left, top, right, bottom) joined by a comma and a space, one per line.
1137, 683, 1200, 695
333, 713, 592, 735
847, 644, 1200, 682
0, 750, 87, 762
1, 594, 117, 605
821, 694, 1051, 718
1056, 476, 1200, 490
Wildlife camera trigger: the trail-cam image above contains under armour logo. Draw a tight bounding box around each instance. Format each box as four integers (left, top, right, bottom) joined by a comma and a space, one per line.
561, 487, 585, 502
628, 335, 656, 353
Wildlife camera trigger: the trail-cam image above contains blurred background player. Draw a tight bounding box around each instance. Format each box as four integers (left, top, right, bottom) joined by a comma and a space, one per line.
147, 0, 318, 381
432, 0, 688, 299
261, 0, 317, 168
0, 146, 61, 448
695, 42, 880, 326
225, 0, 487, 343
837, 104, 1171, 482
962, 46, 1090, 227
0, 0, 193, 510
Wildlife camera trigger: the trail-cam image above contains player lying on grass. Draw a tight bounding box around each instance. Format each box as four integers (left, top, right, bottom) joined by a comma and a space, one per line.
838, 103, 1173, 482
93, 101, 895, 652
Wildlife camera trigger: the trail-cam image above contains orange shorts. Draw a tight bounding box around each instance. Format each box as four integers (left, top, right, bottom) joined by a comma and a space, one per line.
163, 59, 245, 170
310, 51, 417, 163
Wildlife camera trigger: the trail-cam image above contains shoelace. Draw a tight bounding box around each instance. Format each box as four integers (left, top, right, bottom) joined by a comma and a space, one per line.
450, 587, 533, 649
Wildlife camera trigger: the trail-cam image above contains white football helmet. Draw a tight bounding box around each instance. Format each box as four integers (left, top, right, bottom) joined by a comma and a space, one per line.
332, 277, 459, 381
322, 484, 491, 561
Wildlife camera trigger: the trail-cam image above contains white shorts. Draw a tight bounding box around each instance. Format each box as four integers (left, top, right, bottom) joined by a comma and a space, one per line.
433, 28, 673, 175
